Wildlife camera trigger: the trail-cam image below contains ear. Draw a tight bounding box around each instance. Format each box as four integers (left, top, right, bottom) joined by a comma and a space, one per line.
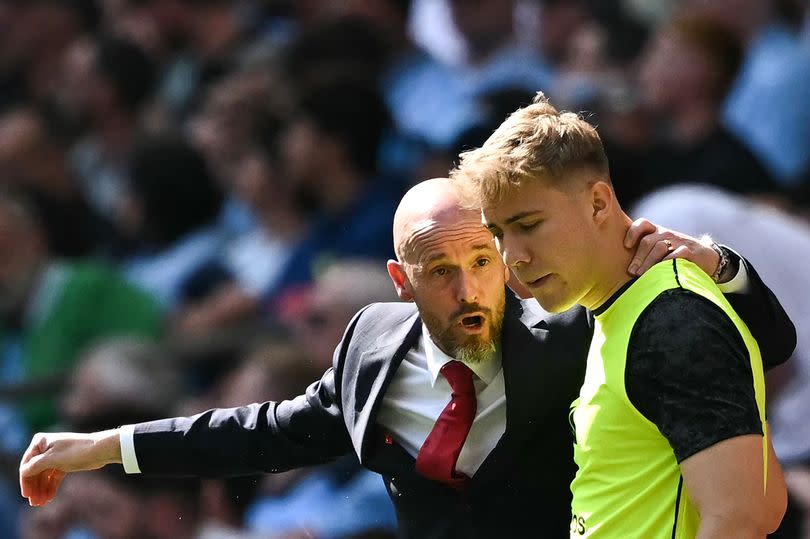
589, 180, 614, 226
387, 259, 414, 302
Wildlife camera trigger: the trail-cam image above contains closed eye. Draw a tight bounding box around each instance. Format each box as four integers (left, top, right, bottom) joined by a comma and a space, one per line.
518, 221, 541, 232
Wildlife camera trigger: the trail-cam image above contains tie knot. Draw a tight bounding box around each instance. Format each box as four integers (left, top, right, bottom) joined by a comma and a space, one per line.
440, 360, 475, 395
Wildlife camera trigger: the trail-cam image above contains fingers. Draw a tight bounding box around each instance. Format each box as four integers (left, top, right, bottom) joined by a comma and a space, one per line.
44, 470, 65, 503
21, 452, 52, 505
624, 218, 656, 249
20, 435, 49, 499
628, 230, 667, 275
633, 239, 676, 275
20, 434, 62, 506
22, 468, 64, 507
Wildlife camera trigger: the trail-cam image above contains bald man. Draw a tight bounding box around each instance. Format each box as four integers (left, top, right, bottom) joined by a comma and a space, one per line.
19, 179, 795, 538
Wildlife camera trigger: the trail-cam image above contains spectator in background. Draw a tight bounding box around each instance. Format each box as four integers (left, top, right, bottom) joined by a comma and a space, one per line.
0, 107, 103, 257
189, 68, 290, 239
267, 79, 401, 306
0, 0, 97, 112
74, 468, 202, 539
61, 338, 180, 433
332, 0, 480, 149
247, 265, 399, 539
686, 0, 810, 184
69, 35, 157, 233
121, 135, 225, 311
447, 0, 554, 97
50, 336, 209, 539
535, 0, 594, 68
0, 188, 162, 435
136, 0, 252, 122
173, 138, 309, 334
284, 259, 401, 372
0, 0, 30, 112
637, 16, 776, 194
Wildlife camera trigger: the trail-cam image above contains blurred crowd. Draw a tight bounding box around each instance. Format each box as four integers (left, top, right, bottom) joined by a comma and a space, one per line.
0, 0, 808, 537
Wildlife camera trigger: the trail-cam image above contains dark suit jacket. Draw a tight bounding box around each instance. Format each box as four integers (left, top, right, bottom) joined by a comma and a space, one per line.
132, 260, 795, 538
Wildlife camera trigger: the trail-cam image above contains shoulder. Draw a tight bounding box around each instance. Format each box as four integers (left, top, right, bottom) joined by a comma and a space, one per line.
629, 288, 750, 385
635, 288, 738, 340
342, 302, 418, 344
354, 301, 418, 325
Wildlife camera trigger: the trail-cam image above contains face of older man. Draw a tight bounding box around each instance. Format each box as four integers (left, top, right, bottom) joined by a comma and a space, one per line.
389, 179, 509, 363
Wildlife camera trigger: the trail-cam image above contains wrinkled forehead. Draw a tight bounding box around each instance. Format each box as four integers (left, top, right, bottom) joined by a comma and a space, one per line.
401, 213, 494, 267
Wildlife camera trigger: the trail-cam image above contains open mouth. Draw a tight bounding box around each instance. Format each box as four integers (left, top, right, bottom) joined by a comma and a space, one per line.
460, 315, 484, 329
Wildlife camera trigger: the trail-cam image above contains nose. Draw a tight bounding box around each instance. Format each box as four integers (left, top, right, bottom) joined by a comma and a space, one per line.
455, 269, 479, 304
499, 234, 530, 269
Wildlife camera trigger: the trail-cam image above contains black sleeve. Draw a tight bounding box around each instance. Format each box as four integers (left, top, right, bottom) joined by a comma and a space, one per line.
625, 289, 763, 463
132, 369, 352, 477
131, 308, 368, 477
720, 248, 797, 370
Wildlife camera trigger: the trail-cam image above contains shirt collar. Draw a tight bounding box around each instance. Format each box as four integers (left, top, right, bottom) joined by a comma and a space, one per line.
422, 323, 502, 387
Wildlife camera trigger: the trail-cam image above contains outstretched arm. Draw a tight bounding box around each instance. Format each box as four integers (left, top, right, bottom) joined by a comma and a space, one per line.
19, 305, 371, 507
19, 366, 351, 506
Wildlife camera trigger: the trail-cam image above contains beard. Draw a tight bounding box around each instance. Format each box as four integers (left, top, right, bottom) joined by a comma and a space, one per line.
421, 299, 505, 365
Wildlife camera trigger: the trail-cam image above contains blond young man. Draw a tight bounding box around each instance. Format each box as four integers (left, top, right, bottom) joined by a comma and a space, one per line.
451, 94, 789, 538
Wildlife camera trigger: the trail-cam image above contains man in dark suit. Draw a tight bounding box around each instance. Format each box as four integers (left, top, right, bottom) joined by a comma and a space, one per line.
20, 178, 795, 538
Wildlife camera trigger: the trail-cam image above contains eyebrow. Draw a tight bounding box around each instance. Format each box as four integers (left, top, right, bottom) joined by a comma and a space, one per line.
422, 244, 494, 265
485, 210, 544, 229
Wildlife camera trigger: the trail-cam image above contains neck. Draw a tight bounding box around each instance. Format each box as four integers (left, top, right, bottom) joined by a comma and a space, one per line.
671, 101, 718, 145
579, 212, 636, 311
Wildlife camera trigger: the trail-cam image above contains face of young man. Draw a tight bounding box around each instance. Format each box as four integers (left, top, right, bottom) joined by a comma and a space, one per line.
481, 176, 601, 314
396, 211, 509, 363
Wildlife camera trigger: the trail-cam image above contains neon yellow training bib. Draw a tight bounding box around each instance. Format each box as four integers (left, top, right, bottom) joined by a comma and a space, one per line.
569, 259, 767, 538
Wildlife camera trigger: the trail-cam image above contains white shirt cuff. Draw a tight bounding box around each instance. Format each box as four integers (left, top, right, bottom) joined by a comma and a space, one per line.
119, 425, 141, 474
717, 256, 750, 294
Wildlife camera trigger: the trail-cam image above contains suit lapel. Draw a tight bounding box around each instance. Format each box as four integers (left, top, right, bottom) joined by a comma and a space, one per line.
471, 295, 559, 484
354, 312, 422, 463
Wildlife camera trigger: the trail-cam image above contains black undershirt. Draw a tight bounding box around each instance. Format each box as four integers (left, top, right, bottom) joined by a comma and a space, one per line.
595, 265, 763, 463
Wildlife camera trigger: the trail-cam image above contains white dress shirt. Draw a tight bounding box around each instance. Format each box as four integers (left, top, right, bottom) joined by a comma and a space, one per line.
375, 325, 506, 477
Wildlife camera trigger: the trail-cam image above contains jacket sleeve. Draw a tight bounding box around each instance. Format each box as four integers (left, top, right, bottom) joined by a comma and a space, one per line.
722, 252, 797, 370
130, 308, 370, 477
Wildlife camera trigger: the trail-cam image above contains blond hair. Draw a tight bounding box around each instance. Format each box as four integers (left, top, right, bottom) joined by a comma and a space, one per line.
450, 93, 609, 205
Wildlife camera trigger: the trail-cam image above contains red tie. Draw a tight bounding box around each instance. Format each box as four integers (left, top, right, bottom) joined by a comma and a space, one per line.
415, 360, 477, 488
